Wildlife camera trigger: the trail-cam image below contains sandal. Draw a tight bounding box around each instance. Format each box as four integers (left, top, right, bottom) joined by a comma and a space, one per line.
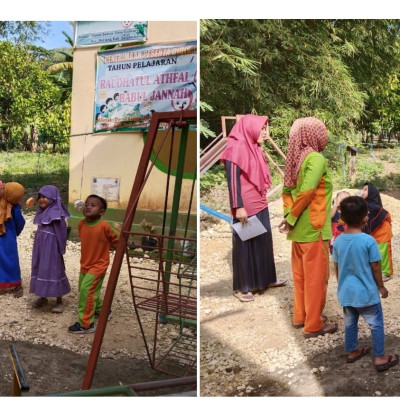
347, 346, 370, 363
293, 315, 327, 329
303, 322, 338, 339
13, 286, 23, 298
32, 297, 48, 308
233, 292, 254, 302
51, 303, 64, 313
375, 354, 399, 371
268, 279, 288, 288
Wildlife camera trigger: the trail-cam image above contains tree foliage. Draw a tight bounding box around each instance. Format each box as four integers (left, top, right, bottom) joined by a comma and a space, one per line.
46, 30, 74, 103
0, 21, 49, 44
0, 41, 70, 152
200, 19, 400, 150
0, 21, 73, 153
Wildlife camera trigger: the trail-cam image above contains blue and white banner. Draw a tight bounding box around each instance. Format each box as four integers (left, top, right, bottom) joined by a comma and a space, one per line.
75, 21, 147, 47
94, 41, 197, 133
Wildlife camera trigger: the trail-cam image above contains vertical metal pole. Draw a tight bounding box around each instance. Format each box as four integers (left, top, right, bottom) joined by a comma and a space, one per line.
164, 124, 189, 291
81, 115, 160, 390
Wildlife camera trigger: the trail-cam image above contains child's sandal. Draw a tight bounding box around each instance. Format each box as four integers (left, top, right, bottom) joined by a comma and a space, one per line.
51, 303, 64, 313
13, 286, 23, 298
32, 297, 48, 308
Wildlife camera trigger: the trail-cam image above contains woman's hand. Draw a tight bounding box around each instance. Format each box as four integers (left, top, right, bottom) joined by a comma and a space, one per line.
235, 207, 248, 224
278, 219, 291, 234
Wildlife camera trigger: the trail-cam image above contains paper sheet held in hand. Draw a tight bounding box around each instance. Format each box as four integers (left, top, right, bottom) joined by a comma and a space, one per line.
232, 215, 267, 241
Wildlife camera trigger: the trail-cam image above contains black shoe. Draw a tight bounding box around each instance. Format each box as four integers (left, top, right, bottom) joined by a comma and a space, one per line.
68, 322, 95, 334
94, 309, 113, 320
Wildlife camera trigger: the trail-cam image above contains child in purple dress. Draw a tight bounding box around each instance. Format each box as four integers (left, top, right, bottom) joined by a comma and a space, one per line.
30, 185, 71, 313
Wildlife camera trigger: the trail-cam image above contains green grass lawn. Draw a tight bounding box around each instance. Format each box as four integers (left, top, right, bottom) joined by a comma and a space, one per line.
0, 151, 69, 205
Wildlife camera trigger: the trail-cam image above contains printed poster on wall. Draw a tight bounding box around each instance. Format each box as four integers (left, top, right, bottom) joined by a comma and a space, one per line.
93, 41, 197, 133
75, 21, 147, 47
91, 178, 120, 201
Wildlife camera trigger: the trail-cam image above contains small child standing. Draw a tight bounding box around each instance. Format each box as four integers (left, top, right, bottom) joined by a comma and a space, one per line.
333, 196, 398, 371
68, 194, 118, 334
30, 185, 71, 312
0, 182, 26, 297
361, 182, 393, 282
330, 191, 350, 254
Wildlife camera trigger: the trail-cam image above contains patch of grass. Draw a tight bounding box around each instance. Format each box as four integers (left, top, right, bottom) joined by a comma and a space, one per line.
0, 151, 69, 204
328, 145, 400, 191
353, 147, 400, 192
200, 163, 227, 193
353, 159, 384, 185
363, 172, 400, 192
200, 145, 400, 202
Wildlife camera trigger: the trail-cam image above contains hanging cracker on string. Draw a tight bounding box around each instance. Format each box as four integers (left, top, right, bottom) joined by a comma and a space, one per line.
26, 197, 35, 208
74, 199, 85, 211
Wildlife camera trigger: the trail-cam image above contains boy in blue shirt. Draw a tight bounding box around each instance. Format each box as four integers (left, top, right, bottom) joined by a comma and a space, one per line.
333, 196, 398, 371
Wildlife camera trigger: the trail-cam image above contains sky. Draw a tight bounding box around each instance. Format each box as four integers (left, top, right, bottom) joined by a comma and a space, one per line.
36, 21, 74, 49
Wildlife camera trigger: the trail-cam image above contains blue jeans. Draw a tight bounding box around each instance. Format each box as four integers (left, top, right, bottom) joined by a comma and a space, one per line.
343, 303, 385, 356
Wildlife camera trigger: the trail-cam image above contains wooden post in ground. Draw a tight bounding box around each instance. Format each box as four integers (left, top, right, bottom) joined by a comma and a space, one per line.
347, 146, 360, 186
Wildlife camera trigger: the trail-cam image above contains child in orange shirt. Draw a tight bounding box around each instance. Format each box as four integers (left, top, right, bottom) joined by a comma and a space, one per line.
68, 195, 118, 334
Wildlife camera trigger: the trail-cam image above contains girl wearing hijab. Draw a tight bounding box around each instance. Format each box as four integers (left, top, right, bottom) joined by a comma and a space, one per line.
361, 182, 393, 282
278, 117, 337, 338
220, 114, 287, 302
30, 185, 71, 312
0, 182, 26, 297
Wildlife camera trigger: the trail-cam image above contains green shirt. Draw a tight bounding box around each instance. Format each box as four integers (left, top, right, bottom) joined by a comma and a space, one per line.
282, 152, 332, 242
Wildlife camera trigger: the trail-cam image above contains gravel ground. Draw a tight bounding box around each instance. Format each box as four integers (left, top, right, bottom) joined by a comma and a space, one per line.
0, 213, 193, 396
200, 188, 400, 396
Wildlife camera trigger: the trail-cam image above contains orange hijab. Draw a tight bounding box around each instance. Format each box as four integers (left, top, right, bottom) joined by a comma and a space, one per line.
0, 182, 24, 235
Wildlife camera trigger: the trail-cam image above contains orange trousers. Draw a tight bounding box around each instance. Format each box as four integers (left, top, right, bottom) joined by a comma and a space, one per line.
291, 236, 330, 333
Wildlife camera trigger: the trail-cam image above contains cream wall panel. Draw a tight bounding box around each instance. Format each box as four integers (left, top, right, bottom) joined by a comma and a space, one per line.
69, 21, 197, 212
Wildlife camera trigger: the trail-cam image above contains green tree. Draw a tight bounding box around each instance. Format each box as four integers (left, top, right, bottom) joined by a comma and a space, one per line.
200, 19, 260, 146
332, 20, 400, 142
200, 20, 400, 149
46, 29, 74, 103
0, 41, 68, 152
0, 21, 49, 44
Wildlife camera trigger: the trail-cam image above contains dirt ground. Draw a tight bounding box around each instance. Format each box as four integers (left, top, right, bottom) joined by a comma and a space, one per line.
0, 213, 195, 397
200, 186, 400, 397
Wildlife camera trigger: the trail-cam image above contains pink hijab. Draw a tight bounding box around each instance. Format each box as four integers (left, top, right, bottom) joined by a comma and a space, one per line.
220, 114, 271, 193
284, 117, 328, 188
